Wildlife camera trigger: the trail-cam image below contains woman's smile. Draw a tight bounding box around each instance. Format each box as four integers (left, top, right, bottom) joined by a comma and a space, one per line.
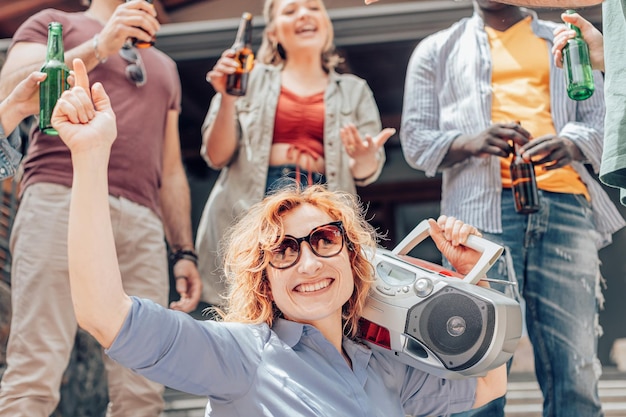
293, 277, 334, 293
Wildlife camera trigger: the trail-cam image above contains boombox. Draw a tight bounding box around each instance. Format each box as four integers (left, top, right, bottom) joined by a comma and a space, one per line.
360, 220, 522, 379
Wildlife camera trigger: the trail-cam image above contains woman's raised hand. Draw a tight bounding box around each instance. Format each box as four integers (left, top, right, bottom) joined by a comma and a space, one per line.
205, 49, 241, 96
340, 123, 395, 179
428, 216, 482, 277
51, 58, 117, 154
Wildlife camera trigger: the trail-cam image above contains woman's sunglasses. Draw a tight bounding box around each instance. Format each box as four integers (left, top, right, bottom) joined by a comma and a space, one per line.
119, 43, 146, 87
268, 221, 347, 269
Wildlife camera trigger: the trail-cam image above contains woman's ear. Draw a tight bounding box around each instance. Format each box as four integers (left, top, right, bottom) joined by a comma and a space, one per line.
266, 30, 277, 47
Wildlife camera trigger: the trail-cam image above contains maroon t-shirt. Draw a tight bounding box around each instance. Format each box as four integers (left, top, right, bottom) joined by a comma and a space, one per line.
11, 9, 182, 217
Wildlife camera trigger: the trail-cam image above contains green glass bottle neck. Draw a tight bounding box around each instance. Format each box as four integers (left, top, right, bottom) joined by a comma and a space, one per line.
564, 10, 583, 38
566, 22, 583, 38
46, 28, 65, 61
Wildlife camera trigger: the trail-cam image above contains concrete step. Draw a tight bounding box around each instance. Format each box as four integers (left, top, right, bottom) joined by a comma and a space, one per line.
160, 369, 626, 417
160, 389, 206, 417
504, 369, 626, 417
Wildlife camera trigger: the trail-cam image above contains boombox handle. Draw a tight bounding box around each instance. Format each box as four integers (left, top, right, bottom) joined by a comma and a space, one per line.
391, 220, 504, 285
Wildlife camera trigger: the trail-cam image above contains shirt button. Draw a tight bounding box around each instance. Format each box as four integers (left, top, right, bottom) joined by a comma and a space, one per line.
0, 167, 5, 175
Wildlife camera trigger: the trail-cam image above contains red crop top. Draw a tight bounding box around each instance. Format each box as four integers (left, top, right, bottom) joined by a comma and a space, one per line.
273, 86, 325, 153
272, 86, 326, 185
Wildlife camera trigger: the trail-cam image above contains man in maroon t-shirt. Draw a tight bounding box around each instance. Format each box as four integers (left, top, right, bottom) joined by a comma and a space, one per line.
0, 1, 202, 416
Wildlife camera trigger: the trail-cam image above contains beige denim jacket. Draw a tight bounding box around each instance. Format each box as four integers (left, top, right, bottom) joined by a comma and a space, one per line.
196, 63, 385, 305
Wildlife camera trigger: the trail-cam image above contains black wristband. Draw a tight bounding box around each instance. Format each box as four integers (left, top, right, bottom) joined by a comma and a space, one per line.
353, 169, 377, 182
169, 248, 198, 266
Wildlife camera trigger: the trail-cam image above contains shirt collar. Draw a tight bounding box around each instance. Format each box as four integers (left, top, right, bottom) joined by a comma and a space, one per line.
272, 318, 306, 348
271, 318, 346, 347
471, 7, 537, 27
470, 7, 553, 41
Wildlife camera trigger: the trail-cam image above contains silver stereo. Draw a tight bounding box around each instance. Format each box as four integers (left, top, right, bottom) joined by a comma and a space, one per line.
360, 220, 522, 379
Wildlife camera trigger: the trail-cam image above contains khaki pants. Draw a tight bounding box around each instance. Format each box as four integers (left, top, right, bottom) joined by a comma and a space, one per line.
0, 183, 168, 417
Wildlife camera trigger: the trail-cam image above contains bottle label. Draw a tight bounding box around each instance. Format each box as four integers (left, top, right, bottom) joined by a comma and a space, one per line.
510, 162, 540, 213
563, 38, 595, 100
39, 66, 69, 135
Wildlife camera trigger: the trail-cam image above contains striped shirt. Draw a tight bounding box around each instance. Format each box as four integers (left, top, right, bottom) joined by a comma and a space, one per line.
400, 10, 624, 248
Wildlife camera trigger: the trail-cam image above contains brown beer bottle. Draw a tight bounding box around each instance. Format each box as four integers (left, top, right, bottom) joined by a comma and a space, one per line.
510, 145, 540, 214
127, 0, 156, 48
226, 12, 254, 96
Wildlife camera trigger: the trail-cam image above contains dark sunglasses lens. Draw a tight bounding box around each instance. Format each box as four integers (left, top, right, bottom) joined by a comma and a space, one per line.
270, 237, 300, 268
126, 64, 145, 84
120, 46, 138, 62
268, 224, 344, 269
310, 226, 343, 256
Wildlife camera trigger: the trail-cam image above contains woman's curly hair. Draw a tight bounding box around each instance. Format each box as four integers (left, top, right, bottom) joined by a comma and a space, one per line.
218, 185, 378, 339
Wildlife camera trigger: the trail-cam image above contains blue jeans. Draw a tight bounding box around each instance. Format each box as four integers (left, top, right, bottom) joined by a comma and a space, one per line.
265, 164, 327, 195
452, 190, 603, 417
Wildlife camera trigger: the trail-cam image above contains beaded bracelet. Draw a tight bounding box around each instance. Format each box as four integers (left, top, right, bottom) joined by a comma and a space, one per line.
169, 248, 198, 266
92, 34, 107, 64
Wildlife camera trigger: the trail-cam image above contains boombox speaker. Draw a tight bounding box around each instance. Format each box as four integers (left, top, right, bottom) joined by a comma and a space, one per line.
360, 220, 522, 379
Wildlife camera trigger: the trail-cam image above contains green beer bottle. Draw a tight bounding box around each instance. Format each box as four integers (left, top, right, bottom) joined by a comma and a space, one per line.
562, 9, 594, 101
39, 22, 70, 136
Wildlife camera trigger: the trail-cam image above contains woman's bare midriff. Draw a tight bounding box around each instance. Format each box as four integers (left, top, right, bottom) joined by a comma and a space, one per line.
269, 143, 326, 174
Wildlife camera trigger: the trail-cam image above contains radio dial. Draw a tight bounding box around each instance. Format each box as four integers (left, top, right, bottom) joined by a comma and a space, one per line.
414, 277, 434, 297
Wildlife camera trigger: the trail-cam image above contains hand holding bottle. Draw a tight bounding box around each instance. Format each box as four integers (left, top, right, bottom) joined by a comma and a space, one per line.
206, 13, 255, 97
552, 11, 604, 72
459, 122, 531, 158
126, 0, 157, 48
94, 0, 160, 61
205, 50, 243, 96
0, 71, 47, 135
442, 122, 531, 167
518, 134, 583, 171
554, 10, 596, 100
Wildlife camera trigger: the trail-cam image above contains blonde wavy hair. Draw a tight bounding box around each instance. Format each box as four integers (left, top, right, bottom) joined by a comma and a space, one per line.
256, 0, 342, 72
219, 185, 378, 338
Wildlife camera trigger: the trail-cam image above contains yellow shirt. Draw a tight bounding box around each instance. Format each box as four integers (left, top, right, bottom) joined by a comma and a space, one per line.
486, 17, 589, 198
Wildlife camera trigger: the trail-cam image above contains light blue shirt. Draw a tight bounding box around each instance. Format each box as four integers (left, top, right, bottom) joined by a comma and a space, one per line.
106, 297, 477, 417
0, 123, 22, 181
400, 10, 624, 248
